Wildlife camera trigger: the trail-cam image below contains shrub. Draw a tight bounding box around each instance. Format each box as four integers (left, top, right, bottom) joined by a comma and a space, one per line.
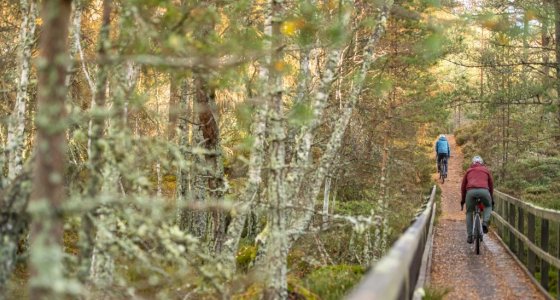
236, 245, 257, 272
304, 265, 365, 300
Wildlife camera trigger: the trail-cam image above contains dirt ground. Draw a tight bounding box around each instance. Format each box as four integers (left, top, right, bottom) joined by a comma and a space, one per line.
429, 135, 546, 300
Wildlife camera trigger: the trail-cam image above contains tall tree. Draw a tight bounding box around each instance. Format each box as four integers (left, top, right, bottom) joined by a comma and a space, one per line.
81, 0, 112, 284
5, 0, 37, 183
28, 0, 72, 298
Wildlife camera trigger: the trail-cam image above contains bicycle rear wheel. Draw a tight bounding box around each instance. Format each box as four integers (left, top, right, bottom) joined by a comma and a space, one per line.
440, 162, 445, 183
474, 214, 481, 255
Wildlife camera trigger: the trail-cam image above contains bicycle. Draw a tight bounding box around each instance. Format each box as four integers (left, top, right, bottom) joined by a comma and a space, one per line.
472, 197, 485, 255
438, 156, 447, 183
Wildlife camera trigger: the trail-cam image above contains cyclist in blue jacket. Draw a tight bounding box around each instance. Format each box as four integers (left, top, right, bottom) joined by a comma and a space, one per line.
435, 134, 450, 174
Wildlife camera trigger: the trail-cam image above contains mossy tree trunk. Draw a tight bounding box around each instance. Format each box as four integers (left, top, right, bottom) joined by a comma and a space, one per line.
28, 0, 72, 297
555, 0, 560, 144
81, 0, 112, 285
176, 78, 192, 230
5, 0, 37, 184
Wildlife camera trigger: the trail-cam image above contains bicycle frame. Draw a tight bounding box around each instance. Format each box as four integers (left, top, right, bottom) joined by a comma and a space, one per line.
438, 156, 447, 183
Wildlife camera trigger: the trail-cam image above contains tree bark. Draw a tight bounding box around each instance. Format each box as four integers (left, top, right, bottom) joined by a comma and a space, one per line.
176, 78, 192, 230
28, 0, 72, 298
0, 171, 32, 290
542, 5, 550, 82
555, 0, 560, 143
168, 75, 181, 142
80, 0, 112, 283
5, 0, 37, 183
263, 0, 288, 297
373, 98, 393, 259
65, 0, 81, 95
193, 75, 226, 251
322, 176, 332, 229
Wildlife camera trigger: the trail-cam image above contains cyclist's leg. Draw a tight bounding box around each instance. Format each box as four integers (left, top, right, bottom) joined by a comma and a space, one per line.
444, 155, 449, 173
437, 153, 444, 172
436, 154, 441, 172
465, 190, 476, 238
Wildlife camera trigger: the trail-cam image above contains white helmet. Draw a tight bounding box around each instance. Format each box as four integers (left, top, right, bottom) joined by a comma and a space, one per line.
472, 155, 483, 164
439, 134, 446, 139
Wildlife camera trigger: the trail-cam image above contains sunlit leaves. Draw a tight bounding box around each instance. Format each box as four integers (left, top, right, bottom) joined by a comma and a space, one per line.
281, 19, 304, 37
523, 9, 538, 22
273, 60, 289, 73
478, 14, 511, 32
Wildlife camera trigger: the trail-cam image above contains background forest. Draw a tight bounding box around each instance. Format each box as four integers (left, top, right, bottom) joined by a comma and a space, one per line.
1, 0, 559, 299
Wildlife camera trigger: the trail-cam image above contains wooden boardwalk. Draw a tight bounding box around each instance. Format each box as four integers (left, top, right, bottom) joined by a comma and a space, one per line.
429, 136, 546, 299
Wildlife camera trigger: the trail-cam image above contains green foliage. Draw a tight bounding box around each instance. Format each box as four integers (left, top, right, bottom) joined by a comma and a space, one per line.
288, 276, 320, 300
456, 125, 560, 209
288, 248, 317, 278
288, 103, 314, 128
335, 200, 375, 216
0, 0, 471, 297
236, 245, 257, 272
418, 33, 444, 61
422, 285, 452, 300
304, 265, 365, 300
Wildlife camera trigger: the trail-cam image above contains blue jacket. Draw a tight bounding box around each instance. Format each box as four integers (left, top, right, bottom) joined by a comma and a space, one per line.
435, 137, 450, 156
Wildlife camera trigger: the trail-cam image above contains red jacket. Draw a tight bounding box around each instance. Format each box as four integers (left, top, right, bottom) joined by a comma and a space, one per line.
461, 163, 494, 203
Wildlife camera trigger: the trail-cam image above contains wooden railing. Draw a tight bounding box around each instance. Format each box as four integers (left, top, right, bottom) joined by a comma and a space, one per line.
493, 190, 560, 298
346, 186, 437, 300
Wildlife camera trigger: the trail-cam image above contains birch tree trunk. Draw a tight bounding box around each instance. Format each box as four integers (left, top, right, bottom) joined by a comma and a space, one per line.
221, 85, 268, 273
90, 62, 140, 288
80, 0, 112, 283
263, 0, 288, 297
156, 82, 163, 198
193, 75, 226, 251
322, 176, 332, 229
5, 0, 37, 182
221, 0, 273, 275
286, 0, 393, 249
65, 0, 81, 95
28, 0, 72, 297
176, 78, 192, 230
191, 117, 208, 237
554, 0, 560, 143
373, 101, 393, 259
168, 75, 181, 142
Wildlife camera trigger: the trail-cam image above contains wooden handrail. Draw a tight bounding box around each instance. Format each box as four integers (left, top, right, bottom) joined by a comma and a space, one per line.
495, 191, 560, 222
492, 212, 560, 269
346, 186, 437, 300
493, 190, 560, 298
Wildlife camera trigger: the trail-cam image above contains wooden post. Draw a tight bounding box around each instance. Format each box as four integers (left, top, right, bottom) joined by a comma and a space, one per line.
498, 195, 504, 236
528, 212, 536, 275
541, 218, 550, 290
508, 201, 516, 251
557, 222, 560, 299
517, 206, 524, 262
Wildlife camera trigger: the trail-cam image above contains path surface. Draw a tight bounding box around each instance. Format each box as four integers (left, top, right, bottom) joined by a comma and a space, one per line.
429, 135, 546, 299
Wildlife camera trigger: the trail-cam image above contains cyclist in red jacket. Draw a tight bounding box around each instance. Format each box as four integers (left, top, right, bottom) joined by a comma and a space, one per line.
461, 155, 494, 244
